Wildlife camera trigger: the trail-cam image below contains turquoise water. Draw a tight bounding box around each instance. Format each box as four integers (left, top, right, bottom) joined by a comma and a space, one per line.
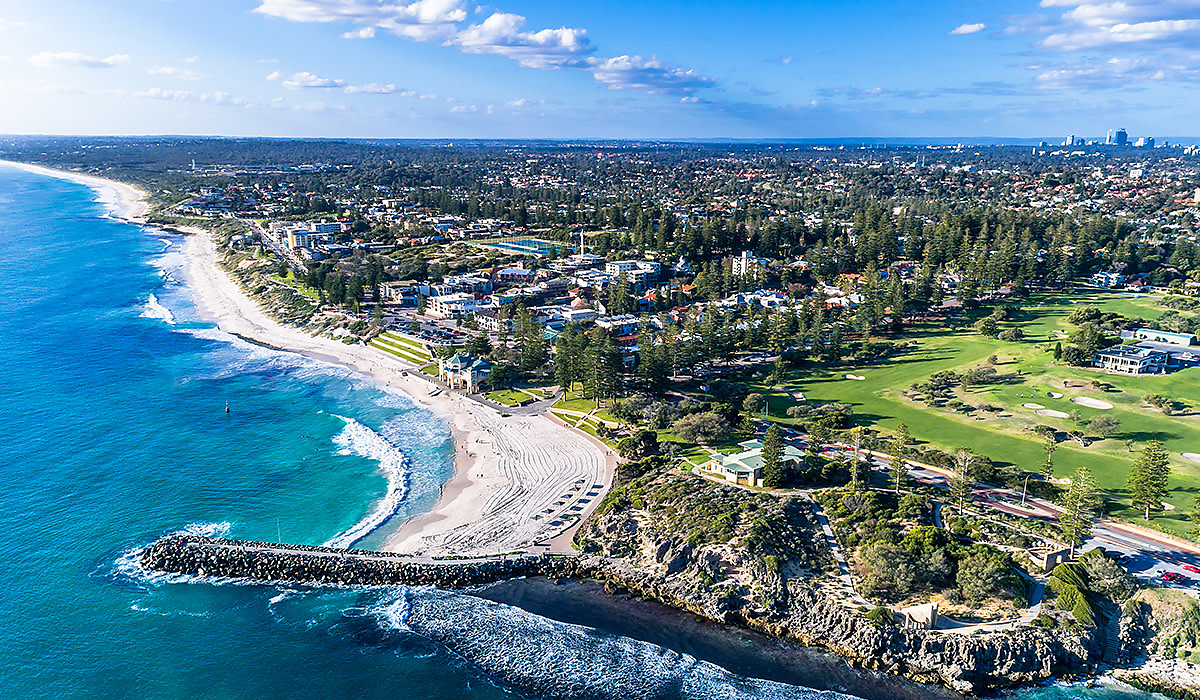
0, 164, 1171, 700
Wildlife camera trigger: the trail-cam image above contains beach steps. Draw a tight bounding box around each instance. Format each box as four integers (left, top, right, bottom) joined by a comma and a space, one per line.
370, 332, 432, 366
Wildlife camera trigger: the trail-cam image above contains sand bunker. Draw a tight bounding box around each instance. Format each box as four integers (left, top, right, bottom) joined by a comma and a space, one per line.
1183, 453, 1200, 464
1071, 397, 1113, 410
1022, 403, 1046, 409
844, 374, 865, 381
1036, 409, 1070, 418
1047, 392, 1064, 399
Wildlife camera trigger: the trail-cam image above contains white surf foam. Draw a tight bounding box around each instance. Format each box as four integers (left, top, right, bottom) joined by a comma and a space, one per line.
379, 589, 854, 700
141, 293, 177, 325
112, 521, 232, 585
323, 416, 412, 549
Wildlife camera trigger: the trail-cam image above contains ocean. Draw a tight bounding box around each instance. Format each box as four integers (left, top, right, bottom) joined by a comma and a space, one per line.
0, 164, 1171, 700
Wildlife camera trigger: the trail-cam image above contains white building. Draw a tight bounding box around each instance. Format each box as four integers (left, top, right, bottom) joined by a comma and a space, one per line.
731, 250, 769, 277
427, 293, 481, 319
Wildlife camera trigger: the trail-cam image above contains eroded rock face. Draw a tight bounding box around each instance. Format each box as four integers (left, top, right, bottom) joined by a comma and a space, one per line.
571, 472, 1103, 694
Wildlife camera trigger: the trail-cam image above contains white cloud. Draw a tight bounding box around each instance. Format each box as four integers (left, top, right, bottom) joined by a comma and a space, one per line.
268, 70, 346, 88
344, 82, 397, 93
342, 26, 375, 38
454, 12, 591, 69
0, 18, 30, 31
149, 65, 202, 80
588, 55, 716, 95
950, 23, 986, 35
29, 51, 130, 69
1043, 18, 1200, 50
183, 55, 200, 63
449, 104, 478, 112
255, 0, 468, 41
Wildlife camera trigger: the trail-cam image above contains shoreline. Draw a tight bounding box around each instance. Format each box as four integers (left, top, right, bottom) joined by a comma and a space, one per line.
0, 160, 149, 222
4, 159, 611, 557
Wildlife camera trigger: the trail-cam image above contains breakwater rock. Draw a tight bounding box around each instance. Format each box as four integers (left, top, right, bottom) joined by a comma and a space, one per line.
141, 536, 1102, 694
140, 535, 553, 587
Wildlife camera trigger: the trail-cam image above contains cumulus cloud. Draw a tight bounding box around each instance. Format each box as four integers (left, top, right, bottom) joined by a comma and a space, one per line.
149, 65, 202, 80
344, 82, 401, 93
1030, 1, 1200, 50
255, 0, 468, 41
588, 55, 716, 95
268, 70, 346, 88
950, 23, 986, 35
29, 51, 130, 69
251, 0, 719, 99
454, 12, 591, 69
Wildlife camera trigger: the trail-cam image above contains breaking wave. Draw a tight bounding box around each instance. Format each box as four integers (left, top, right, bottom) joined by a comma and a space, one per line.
111, 521, 232, 586
370, 588, 857, 700
141, 293, 176, 324
323, 416, 411, 549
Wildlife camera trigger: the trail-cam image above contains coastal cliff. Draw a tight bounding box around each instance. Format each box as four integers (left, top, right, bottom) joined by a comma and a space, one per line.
568, 467, 1102, 694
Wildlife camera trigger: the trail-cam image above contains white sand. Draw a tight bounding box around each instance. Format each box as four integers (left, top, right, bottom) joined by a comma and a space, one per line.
179, 230, 612, 556
844, 374, 865, 380
1182, 453, 1200, 464
1047, 392, 1064, 399
1022, 403, 1045, 410
0, 160, 149, 222
1036, 409, 1070, 418
1071, 396, 1113, 410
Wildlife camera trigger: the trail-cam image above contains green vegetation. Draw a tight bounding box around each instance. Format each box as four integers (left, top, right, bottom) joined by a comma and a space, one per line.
748, 292, 1200, 534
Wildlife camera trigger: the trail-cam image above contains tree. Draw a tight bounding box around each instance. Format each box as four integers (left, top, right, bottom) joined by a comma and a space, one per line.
1087, 414, 1121, 438
1059, 467, 1101, 556
890, 422, 911, 493
1128, 440, 1171, 520
973, 316, 999, 338
672, 412, 734, 445
1041, 438, 1056, 479
761, 423, 784, 488
465, 332, 492, 357
743, 393, 767, 415
958, 553, 1007, 601
950, 448, 978, 513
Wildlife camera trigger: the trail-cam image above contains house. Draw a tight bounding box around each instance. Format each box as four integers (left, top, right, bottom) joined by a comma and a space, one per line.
731, 250, 769, 277
1133, 328, 1195, 346
437, 353, 491, 392
1093, 345, 1168, 375
705, 439, 805, 487
1092, 272, 1126, 288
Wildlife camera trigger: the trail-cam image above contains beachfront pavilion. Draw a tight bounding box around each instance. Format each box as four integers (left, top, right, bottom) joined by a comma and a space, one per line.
706, 439, 805, 487
437, 352, 492, 393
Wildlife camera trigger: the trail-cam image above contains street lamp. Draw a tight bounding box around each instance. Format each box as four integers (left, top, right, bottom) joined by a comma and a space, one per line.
1021, 473, 1039, 507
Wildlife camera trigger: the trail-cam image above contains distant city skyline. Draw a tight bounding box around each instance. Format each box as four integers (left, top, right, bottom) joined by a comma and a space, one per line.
1, 1, 1199, 139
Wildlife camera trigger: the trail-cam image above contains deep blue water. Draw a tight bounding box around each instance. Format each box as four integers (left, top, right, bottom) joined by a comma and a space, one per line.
0, 164, 1172, 700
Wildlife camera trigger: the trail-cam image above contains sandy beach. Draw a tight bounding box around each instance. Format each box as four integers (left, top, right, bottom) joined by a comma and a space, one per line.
0, 160, 149, 222
179, 228, 612, 556
4, 159, 613, 556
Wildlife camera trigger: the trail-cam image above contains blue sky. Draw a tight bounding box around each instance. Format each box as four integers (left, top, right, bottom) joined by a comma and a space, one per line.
1, 0, 1198, 138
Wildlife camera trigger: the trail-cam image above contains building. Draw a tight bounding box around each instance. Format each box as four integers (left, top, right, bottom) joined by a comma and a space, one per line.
731, 250, 769, 278
1133, 328, 1195, 346
705, 439, 805, 487
1115, 128, 1128, 146
1093, 345, 1168, 375
287, 230, 331, 249
1091, 272, 1126, 288
595, 314, 640, 336
437, 353, 491, 393
427, 292, 481, 319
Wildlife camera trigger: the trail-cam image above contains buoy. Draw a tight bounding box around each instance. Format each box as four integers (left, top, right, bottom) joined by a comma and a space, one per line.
225, 402, 230, 413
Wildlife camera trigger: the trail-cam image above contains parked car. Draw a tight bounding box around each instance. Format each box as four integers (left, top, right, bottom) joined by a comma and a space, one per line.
1160, 572, 1188, 584
1183, 564, 1200, 574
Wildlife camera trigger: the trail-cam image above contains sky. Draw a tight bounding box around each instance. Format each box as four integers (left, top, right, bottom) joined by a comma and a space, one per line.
0, 0, 1198, 139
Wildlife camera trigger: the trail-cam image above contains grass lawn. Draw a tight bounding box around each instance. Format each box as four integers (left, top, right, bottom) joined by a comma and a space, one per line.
487, 389, 528, 407
371, 331, 433, 366
752, 290, 1200, 535
268, 273, 318, 300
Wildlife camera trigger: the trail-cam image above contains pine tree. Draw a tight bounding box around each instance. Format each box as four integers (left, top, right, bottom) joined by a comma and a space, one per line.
761, 423, 784, 488
1128, 440, 1171, 520
1059, 467, 1100, 556
890, 423, 911, 493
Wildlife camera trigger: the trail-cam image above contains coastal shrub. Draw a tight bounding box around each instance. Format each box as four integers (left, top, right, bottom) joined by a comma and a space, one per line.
672, 412, 734, 445
865, 606, 894, 627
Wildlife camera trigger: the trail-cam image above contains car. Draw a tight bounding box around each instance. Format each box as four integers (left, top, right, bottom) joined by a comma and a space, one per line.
1160, 572, 1188, 584
1184, 564, 1200, 574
